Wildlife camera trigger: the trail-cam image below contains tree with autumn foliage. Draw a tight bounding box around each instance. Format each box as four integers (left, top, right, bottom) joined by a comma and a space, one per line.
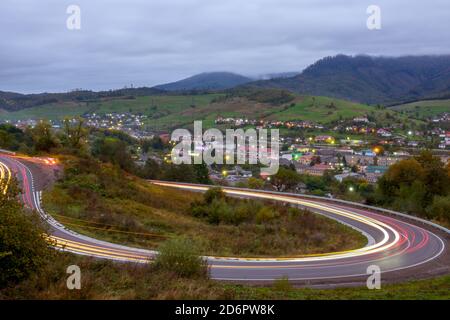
377, 151, 450, 223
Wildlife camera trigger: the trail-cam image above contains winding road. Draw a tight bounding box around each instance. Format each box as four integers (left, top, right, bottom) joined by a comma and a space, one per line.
0, 153, 448, 284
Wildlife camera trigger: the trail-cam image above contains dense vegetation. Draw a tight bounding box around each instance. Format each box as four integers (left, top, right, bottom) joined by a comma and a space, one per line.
252, 54, 450, 105
377, 151, 450, 225
153, 237, 208, 278
154, 72, 252, 91
250, 152, 450, 226
1, 252, 449, 299
44, 156, 365, 256
0, 179, 53, 286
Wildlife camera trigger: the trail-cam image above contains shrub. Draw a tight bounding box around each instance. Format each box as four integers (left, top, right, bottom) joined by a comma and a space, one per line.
427, 196, 450, 223
256, 207, 277, 224
153, 237, 208, 278
203, 187, 225, 204
0, 179, 53, 287
273, 276, 293, 292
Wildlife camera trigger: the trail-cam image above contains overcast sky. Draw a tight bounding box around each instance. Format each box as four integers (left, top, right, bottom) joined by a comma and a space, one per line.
1, 0, 449, 93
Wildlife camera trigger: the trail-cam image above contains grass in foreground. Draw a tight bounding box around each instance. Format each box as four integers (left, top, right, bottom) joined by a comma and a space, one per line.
1, 252, 448, 300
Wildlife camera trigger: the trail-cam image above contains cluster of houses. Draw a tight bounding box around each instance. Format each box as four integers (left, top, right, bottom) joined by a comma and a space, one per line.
214, 117, 323, 130
84, 112, 146, 130
438, 131, 450, 149
282, 145, 408, 183
431, 113, 450, 123
82, 113, 153, 139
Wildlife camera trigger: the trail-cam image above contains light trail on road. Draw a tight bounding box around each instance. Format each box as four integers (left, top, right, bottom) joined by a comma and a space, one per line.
0, 153, 447, 283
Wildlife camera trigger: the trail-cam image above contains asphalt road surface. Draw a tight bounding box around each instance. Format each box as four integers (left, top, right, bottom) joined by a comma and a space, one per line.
0, 153, 447, 284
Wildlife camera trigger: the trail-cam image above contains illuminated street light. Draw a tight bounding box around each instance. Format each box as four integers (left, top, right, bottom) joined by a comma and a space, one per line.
349, 186, 354, 192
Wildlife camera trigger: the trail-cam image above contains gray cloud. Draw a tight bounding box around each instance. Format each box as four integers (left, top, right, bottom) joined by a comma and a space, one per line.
0, 0, 449, 93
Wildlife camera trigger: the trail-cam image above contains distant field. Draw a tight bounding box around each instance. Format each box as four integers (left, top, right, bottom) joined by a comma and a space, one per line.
269, 96, 374, 122
0, 93, 415, 131
0, 101, 91, 121
391, 99, 450, 119
0, 94, 222, 122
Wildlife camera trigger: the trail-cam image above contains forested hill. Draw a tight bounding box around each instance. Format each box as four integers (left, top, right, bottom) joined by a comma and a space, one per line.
153, 72, 253, 91
248, 55, 450, 105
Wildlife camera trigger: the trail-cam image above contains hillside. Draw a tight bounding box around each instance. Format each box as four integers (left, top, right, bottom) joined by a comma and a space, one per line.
0, 87, 166, 112
0, 89, 410, 131
391, 99, 450, 120
153, 72, 253, 91
249, 54, 450, 106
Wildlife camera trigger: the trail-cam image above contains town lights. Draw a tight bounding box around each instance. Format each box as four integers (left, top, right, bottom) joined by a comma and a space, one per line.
348, 186, 355, 192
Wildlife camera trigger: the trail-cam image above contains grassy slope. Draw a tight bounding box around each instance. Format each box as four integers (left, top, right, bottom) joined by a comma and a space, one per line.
42, 156, 366, 257
232, 275, 450, 300
0, 93, 414, 130
270, 96, 374, 122
392, 99, 450, 119
0, 94, 222, 122
1, 252, 448, 299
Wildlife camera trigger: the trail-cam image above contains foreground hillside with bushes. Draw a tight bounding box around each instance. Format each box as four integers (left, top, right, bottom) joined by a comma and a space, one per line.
43, 155, 366, 257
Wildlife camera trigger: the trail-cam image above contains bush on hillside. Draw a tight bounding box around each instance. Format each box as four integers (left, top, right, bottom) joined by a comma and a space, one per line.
153, 237, 208, 278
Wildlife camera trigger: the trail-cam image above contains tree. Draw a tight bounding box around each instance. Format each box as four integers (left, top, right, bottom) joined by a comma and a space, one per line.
414, 151, 450, 204
61, 117, 88, 150
141, 158, 161, 180
161, 164, 197, 183
0, 124, 33, 152
92, 137, 135, 172
427, 195, 450, 222
377, 151, 450, 216
247, 177, 265, 190
142, 136, 165, 152
29, 120, 58, 152
271, 167, 301, 191
193, 163, 211, 184
0, 178, 53, 287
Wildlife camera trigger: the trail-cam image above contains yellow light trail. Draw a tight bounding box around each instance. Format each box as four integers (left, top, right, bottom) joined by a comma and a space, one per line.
0, 161, 12, 195
152, 181, 401, 262
46, 235, 151, 263
0, 156, 403, 267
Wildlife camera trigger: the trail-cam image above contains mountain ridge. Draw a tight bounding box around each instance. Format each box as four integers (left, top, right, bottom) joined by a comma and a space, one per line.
246, 54, 450, 105
153, 72, 253, 91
